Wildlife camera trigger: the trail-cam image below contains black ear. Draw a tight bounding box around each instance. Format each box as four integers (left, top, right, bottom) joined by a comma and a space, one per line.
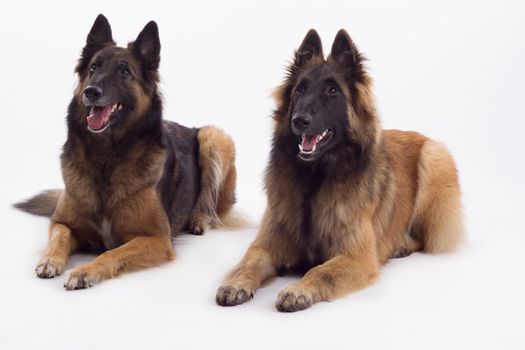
132, 21, 161, 71
293, 29, 323, 68
330, 29, 366, 81
77, 14, 114, 73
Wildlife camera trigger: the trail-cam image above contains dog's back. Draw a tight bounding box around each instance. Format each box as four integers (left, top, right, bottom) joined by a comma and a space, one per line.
160, 121, 200, 233
377, 130, 464, 261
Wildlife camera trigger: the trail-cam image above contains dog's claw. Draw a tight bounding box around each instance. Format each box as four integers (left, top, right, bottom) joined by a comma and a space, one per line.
63, 269, 100, 290
216, 285, 253, 306
276, 288, 314, 312
35, 257, 64, 278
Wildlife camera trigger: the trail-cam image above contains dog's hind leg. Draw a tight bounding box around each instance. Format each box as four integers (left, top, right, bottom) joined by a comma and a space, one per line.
35, 222, 77, 278
411, 140, 465, 254
187, 126, 237, 234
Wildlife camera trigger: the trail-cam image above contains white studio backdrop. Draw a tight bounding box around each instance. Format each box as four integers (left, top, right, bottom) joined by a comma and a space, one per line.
0, 1, 524, 349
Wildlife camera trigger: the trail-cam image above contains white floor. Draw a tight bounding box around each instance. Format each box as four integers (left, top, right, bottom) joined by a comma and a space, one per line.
0, 208, 523, 350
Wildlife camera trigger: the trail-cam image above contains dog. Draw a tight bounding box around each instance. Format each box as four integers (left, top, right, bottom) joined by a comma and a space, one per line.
15, 14, 239, 290
216, 29, 464, 312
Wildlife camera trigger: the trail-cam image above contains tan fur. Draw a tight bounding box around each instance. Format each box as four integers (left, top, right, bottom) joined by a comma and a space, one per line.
217, 29, 464, 312
35, 223, 77, 278
218, 130, 463, 311
22, 123, 240, 288
412, 140, 465, 253
52, 141, 175, 288
189, 126, 240, 233
63, 235, 173, 290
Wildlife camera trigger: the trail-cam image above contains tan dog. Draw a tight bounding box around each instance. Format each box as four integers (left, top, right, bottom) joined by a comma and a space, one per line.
216, 29, 464, 312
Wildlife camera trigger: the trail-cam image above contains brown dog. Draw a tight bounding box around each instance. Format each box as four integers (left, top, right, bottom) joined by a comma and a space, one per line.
216, 29, 464, 311
15, 15, 238, 290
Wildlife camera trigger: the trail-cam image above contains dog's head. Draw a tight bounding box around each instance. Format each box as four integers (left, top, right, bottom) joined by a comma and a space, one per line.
273, 29, 380, 164
73, 14, 161, 134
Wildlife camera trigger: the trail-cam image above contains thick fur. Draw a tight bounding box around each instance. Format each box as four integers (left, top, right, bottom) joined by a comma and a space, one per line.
15, 14, 239, 289
14, 189, 62, 217
216, 29, 464, 312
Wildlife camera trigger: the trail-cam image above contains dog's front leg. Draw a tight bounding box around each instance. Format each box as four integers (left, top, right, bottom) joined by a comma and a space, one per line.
216, 245, 276, 306
216, 210, 290, 306
36, 222, 77, 278
276, 254, 379, 312
63, 235, 174, 290
276, 220, 380, 312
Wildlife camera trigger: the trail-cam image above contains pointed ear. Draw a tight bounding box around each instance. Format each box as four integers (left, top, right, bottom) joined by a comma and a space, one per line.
76, 14, 114, 73
131, 21, 161, 71
293, 29, 323, 69
329, 29, 366, 82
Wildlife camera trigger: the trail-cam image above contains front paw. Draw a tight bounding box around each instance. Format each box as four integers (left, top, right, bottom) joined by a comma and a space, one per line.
35, 256, 65, 278
276, 286, 314, 312
216, 284, 253, 306
63, 267, 102, 290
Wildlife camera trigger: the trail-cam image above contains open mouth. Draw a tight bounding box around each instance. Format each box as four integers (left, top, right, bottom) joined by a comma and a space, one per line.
86, 102, 122, 133
298, 129, 333, 159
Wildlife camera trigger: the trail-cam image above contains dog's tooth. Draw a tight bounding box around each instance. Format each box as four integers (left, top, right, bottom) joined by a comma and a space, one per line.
312, 143, 317, 152
299, 144, 303, 152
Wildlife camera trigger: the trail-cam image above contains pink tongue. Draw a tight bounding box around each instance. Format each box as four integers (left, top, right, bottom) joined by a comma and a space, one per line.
87, 106, 112, 130
301, 134, 321, 151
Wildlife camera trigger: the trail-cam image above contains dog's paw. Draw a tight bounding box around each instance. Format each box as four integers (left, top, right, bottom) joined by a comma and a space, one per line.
187, 223, 205, 235
63, 268, 101, 290
187, 213, 211, 235
276, 286, 314, 312
35, 257, 65, 278
216, 284, 253, 306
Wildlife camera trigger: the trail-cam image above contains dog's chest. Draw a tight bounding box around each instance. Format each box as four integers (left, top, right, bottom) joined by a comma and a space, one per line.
91, 218, 118, 250
297, 182, 350, 264
64, 148, 159, 209
297, 182, 326, 264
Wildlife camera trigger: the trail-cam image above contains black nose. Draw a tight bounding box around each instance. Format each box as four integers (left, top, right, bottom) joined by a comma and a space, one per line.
292, 113, 313, 130
84, 86, 103, 101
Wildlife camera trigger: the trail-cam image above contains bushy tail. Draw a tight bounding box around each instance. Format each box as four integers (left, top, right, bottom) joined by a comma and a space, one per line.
413, 140, 465, 253
13, 189, 62, 217
216, 208, 255, 230
195, 126, 253, 231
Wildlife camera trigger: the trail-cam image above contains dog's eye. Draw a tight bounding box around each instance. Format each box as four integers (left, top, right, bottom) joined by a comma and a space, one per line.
295, 83, 307, 94
89, 63, 98, 73
327, 86, 338, 95
119, 68, 131, 79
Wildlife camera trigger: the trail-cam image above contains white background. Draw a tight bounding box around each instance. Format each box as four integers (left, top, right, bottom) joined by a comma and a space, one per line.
1, 0, 524, 349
